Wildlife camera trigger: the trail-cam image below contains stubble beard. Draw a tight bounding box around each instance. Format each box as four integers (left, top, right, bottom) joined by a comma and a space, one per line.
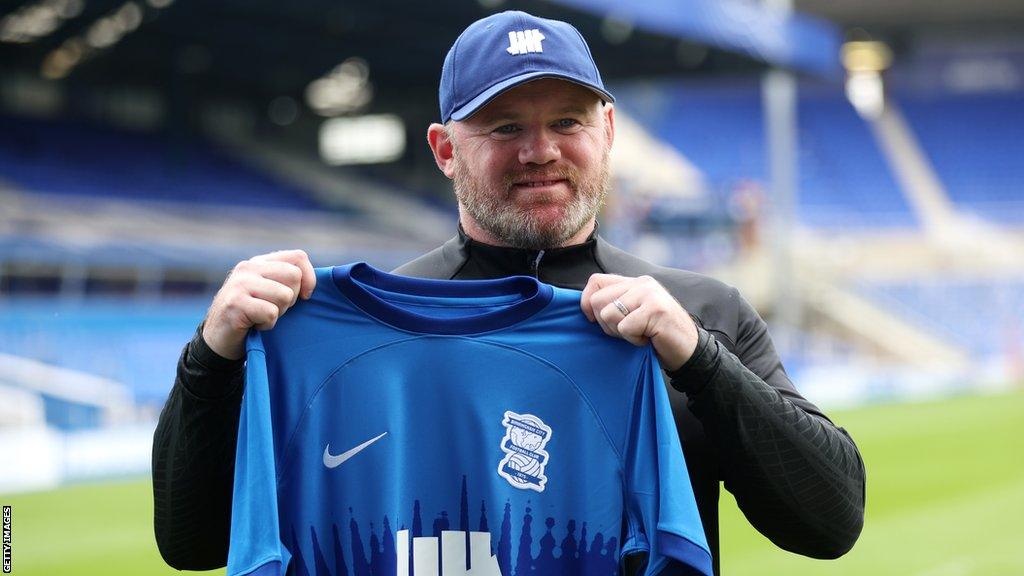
451, 150, 611, 250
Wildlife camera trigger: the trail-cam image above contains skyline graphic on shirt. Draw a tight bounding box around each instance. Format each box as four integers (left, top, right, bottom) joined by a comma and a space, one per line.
288, 475, 622, 576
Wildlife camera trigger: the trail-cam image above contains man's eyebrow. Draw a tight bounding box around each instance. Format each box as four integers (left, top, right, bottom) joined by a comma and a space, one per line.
476, 109, 520, 123
556, 105, 592, 116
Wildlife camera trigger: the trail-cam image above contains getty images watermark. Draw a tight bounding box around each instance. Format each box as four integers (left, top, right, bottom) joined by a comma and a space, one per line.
2, 505, 10, 574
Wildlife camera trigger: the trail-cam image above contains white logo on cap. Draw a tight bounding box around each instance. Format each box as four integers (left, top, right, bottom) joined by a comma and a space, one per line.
506, 29, 545, 55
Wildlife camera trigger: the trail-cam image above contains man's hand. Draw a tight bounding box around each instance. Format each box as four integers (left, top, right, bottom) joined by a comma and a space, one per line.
580, 274, 698, 371
202, 250, 317, 360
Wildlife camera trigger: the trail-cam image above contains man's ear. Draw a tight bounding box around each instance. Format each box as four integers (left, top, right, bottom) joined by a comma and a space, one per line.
603, 104, 615, 150
427, 123, 456, 179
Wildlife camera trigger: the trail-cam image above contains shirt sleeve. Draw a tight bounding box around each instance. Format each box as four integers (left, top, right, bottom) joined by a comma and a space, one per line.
226, 332, 291, 576
152, 325, 243, 570
623, 351, 714, 576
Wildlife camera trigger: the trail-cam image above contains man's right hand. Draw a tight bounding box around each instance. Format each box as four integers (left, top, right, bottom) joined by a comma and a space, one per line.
201, 249, 317, 360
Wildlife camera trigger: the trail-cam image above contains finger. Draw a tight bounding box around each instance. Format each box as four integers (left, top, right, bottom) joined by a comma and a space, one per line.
251, 248, 308, 266
253, 249, 316, 299
247, 276, 299, 312
254, 261, 303, 305
580, 273, 627, 321
616, 302, 654, 347
596, 282, 654, 341
588, 282, 635, 322
296, 253, 317, 299
597, 301, 624, 337
609, 287, 645, 319
247, 298, 282, 331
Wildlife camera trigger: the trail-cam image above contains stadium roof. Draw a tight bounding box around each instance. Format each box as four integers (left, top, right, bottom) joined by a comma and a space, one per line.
797, 0, 1024, 27
0, 0, 828, 111
3, 0, 1018, 120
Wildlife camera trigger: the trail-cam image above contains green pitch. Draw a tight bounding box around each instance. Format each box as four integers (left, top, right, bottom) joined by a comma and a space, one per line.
2, 477, 221, 576
719, 388, 1024, 575
3, 389, 1022, 575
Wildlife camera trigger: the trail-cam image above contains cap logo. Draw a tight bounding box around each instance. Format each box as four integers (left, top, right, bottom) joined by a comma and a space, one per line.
505, 29, 545, 55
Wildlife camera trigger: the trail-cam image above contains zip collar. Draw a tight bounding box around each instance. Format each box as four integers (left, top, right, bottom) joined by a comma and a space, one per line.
452, 223, 605, 290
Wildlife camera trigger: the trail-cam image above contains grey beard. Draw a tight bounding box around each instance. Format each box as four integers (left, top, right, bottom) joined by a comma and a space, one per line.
452, 155, 610, 250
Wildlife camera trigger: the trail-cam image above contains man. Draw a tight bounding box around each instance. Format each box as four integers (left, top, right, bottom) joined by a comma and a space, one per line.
153, 11, 865, 575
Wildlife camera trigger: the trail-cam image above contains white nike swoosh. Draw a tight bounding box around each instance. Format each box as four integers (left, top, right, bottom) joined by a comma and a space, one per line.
323, 432, 388, 469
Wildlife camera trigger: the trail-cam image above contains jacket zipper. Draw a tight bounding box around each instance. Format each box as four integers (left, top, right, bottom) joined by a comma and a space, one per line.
529, 250, 545, 278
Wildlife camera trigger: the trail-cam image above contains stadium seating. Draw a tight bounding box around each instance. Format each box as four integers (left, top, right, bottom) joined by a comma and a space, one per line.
797, 86, 912, 228
0, 115, 323, 210
897, 91, 1024, 224
857, 278, 1024, 359
615, 80, 1024, 230
615, 80, 767, 188
615, 79, 912, 229
0, 300, 205, 405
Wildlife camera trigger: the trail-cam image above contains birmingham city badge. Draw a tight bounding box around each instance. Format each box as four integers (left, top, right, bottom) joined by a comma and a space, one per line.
497, 411, 552, 492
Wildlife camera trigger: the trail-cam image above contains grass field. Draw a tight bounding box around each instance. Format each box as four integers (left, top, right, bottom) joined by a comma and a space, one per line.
3, 389, 1022, 575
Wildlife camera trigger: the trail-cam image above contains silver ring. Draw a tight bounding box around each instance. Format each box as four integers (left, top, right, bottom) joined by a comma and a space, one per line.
612, 298, 630, 316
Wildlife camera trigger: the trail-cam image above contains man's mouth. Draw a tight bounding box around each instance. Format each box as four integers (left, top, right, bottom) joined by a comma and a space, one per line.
516, 179, 567, 188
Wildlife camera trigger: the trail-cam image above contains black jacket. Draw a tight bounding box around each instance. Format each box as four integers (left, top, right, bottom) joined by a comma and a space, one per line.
153, 229, 865, 575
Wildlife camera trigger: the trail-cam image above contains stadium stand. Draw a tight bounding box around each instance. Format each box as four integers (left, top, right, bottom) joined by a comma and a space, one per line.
0, 114, 325, 210
0, 300, 205, 406
614, 79, 913, 229
797, 85, 912, 228
614, 80, 767, 189
897, 91, 1024, 225
857, 277, 1024, 360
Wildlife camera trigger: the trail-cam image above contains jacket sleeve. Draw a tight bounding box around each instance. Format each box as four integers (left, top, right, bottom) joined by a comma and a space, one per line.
668, 295, 866, 559
152, 325, 245, 570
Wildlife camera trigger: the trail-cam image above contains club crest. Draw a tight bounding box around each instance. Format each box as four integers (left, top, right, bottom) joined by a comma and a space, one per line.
497, 411, 552, 492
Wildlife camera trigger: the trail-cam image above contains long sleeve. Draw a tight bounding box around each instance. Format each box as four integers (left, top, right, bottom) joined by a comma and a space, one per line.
152, 325, 245, 570
668, 317, 865, 559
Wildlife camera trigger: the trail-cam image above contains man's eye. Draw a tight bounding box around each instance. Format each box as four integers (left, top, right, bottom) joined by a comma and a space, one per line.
555, 118, 581, 129
493, 124, 520, 135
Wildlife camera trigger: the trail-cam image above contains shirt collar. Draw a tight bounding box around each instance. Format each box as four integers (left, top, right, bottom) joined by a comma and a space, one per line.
453, 222, 604, 289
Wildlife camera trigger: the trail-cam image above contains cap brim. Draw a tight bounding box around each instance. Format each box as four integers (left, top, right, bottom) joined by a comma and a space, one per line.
449, 72, 616, 122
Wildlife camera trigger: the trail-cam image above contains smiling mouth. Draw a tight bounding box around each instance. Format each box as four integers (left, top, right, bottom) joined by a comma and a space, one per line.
514, 179, 568, 188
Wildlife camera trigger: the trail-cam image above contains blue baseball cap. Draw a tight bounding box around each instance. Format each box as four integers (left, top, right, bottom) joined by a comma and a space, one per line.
439, 11, 615, 124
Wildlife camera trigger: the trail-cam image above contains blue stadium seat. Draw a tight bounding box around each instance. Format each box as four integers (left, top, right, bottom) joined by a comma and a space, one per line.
0, 300, 207, 405
0, 115, 323, 210
615, 79, 919, 229
858, 279, 1024, 359
897, 92, 1024, 224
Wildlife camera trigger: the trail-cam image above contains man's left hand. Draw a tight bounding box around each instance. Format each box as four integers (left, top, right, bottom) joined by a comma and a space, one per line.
580, 273, 698, 371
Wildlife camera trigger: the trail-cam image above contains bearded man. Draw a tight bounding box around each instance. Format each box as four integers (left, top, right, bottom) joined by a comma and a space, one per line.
153, 11, 864, 576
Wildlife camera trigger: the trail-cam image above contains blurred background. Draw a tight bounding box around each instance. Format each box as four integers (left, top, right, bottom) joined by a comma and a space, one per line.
0, 0, 1022, 574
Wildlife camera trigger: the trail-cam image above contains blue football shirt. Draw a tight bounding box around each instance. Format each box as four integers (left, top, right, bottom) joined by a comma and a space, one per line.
227, 263, 712, 576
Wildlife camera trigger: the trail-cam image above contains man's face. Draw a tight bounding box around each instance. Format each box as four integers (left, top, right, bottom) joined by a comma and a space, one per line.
439, 79, 614, 250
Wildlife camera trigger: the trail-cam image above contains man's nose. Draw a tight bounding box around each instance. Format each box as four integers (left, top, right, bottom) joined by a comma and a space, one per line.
518, 128, 560, 165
